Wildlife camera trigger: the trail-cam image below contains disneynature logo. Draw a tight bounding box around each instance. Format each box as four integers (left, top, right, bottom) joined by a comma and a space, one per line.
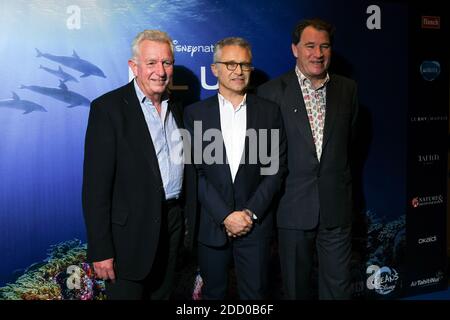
421, 16, 440, 29
420, 61, 440, 81
411, 194, 444, 208
410, 271, 444, 287
366, 265, 399, 295
172, 40, 214, 57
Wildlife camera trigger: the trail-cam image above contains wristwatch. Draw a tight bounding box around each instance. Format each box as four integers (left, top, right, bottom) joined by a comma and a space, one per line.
244, 208, 258, 220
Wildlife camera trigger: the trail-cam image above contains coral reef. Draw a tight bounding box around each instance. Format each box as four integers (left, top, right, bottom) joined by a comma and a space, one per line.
0, 239, 105, 300
350, 210, 406, 298
0, 212, 407, 300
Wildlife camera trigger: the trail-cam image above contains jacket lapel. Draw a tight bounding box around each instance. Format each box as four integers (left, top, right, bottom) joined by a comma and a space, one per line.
122, 81, 163, 187
245, 94, 258, 137
235, 94, 258, 178
283, 71, 316, 154
168, 99, 183, 129
322, 75, 339, 153
205, 95, 233, 187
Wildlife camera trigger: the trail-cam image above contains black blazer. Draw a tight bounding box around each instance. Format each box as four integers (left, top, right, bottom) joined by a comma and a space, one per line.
82, 81, 195, 281
183, 94, 287, 247
257, 70, 359, 229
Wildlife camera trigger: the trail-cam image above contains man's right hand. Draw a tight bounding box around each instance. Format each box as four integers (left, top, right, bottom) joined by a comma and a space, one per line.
93, 258, 115, 282
223, 211, 253, 237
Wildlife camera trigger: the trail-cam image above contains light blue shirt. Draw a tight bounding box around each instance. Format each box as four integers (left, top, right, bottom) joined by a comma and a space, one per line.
134, 80, 183, 200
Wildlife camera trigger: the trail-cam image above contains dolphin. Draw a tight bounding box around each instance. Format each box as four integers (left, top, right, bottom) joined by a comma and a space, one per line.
39, 64, 79, 83
0, 92, 47, 114
35, 48, 106, 78
20, 81, 90, 108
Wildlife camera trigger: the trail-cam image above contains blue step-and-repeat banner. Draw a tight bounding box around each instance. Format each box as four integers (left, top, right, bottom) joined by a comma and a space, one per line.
0, 0, 447, 299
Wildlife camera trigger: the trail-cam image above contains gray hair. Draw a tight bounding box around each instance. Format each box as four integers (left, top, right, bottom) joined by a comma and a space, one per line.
131, 30, 174, 60
213, 37, 252, 63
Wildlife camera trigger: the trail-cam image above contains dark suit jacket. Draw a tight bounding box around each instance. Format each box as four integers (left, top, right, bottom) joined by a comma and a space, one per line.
82, 81, 195, 281
257, 70, 358, 229
183, 94, 287, 247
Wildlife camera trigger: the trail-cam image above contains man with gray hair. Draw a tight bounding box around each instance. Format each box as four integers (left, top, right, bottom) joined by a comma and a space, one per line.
82, 30, 195, 299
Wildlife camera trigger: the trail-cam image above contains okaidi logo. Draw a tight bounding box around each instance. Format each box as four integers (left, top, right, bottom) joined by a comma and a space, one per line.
411, 194, 444, 208
421, 16, 440, 29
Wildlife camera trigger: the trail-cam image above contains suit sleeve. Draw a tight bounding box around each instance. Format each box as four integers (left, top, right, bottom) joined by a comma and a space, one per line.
82, 100, 115, 262
244, 104, 288, 220
183, 108, 233, 226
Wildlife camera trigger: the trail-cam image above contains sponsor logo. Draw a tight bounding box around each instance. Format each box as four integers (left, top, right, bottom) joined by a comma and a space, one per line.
418, 235, 437, 244
421, 16, 440, 29
420, 61, 440, 81
417, 153, 440, 165
410, 115, 447, 123
366, 265, 399, 295
411, 194, 444, 208
172, 40, 214, 57
410, 271, 445, 287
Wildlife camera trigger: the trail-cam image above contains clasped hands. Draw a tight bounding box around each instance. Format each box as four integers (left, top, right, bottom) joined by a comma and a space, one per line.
223, 210, 253, 238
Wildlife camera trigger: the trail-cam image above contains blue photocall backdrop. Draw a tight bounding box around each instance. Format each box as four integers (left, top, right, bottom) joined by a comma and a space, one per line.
0, 0, 447, 299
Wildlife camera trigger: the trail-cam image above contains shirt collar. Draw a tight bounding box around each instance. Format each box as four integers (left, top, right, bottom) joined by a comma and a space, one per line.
295, 66, 330, 90
218, 93, 247, 112
133, 78, 169, 105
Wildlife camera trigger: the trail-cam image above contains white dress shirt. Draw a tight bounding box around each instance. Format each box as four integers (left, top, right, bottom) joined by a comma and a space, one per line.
218, 93, 247, 183
134, 80, 184, 200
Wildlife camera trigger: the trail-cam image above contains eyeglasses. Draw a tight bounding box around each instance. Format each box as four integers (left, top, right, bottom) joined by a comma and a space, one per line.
215, 61, 254, 72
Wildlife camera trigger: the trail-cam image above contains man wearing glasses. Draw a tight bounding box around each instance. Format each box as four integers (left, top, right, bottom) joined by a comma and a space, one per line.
184, 37, 287, 299
82, 30, 194, 299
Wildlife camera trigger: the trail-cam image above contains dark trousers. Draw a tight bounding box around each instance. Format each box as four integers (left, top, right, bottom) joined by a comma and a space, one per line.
198, 236, 271, 300
105, 202, 183, 300
278, 225, 352, 300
